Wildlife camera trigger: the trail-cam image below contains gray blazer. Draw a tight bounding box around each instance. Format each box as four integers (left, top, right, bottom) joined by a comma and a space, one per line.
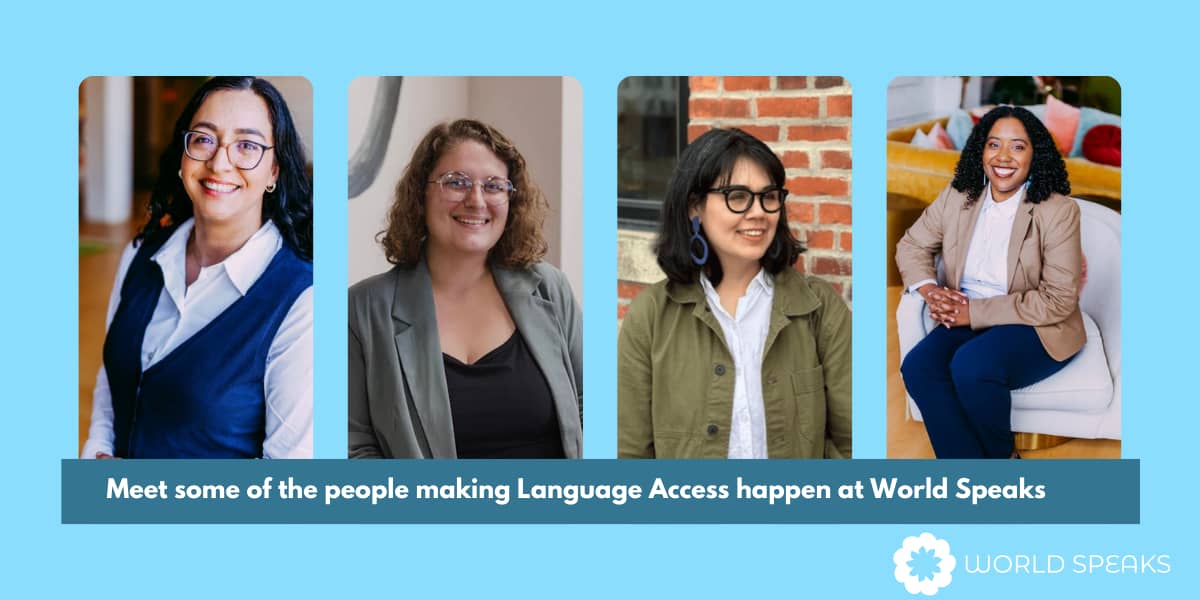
348, 259, 583, 458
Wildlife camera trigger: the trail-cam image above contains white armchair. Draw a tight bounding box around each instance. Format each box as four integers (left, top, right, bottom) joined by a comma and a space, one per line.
896, 198, 1121, 440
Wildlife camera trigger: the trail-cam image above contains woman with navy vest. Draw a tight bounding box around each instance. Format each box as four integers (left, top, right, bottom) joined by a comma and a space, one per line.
81, 77, 314, 459
349, 119, 582, 458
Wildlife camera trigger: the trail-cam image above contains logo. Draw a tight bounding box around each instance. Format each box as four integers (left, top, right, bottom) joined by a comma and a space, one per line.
893, 532, 956, 596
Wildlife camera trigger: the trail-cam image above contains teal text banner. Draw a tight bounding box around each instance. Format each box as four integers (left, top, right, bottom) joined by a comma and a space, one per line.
63, 459, 1138, 524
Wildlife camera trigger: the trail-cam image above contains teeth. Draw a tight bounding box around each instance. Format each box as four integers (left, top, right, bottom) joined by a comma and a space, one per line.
202, 180, 238, 193
739, 230, 764, 237
993, 167, 1016, 177
454, 216, 487, 225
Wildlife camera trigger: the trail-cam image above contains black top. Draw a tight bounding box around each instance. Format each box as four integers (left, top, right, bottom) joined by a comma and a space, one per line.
444, 331, 565, 458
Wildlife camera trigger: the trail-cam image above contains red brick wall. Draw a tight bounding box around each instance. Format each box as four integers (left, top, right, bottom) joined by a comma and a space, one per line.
616, 278, 644, 321
618, 76, 853, 321
688, 76, 853, 302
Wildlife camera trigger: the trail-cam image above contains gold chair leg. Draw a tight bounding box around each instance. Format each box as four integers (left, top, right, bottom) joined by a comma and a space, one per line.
1015, 433, 1072, 451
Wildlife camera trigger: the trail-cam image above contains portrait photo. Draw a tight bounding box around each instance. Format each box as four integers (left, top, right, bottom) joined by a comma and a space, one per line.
616, 76, 853, 459
78, 76, 314, 458
886, 76, 1121, 459
347, 76, 583, 459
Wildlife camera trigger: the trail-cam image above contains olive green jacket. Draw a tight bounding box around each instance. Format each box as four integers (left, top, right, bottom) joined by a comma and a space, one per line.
617, 269, 851, 459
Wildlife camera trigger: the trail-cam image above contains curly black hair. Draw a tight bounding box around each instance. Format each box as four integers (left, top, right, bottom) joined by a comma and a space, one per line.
136, 76, 313, 260
951, 105, 1070, 205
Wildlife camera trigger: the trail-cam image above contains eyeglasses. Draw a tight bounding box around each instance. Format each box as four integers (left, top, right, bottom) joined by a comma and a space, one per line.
708, 186, 788, 214
429, 171, 515, 205
183, 130, 274, 170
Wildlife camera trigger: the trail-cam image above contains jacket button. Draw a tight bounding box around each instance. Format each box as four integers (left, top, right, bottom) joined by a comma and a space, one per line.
706, 424, 719, 435
714, 364, 726, 376
766, 375, 778, 385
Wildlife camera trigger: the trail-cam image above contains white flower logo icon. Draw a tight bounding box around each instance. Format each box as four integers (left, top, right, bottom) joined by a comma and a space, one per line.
893, 532, 956, 595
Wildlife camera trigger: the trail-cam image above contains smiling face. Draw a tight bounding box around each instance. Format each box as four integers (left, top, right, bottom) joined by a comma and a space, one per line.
982, 116, 1033, 202
424, 139, 511, 260
180, 89, 277, 231
695, 157, 779, 275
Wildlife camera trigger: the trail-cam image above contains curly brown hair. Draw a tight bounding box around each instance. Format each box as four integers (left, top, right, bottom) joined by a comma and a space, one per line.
379, 119, 548, 268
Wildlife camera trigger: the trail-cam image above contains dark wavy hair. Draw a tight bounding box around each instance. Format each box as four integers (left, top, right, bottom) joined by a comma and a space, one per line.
951, 105, 1070, 205
380, 119, 547, 268
655, 127, 804, 286
136, 76, 312, 260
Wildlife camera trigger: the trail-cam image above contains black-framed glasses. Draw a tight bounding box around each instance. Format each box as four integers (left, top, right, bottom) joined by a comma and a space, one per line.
429, 171, 515, 205
708, 186, 787, 214
183, 130, 274, 170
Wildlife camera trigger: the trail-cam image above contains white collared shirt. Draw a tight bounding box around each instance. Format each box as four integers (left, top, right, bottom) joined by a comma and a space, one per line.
700, 269, 774, 459
960, 183, 1024, 299
81, 219, 313, 459
907, 183, 1026, 298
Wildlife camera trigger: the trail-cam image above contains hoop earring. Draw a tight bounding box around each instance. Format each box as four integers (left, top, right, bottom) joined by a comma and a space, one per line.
689, 216, 709, 266
266, 182, 277, 193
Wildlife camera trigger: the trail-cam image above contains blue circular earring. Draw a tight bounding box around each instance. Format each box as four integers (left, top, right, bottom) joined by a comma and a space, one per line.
689, 216, 709, 265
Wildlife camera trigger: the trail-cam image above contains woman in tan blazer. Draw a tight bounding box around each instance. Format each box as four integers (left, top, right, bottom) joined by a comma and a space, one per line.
896, 105, 1083, 459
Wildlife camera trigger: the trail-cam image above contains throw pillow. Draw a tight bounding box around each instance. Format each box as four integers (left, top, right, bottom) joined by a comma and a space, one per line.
1082, 124, 1121, 167
1043, 95, 1080, 156
929, 122, 955, 150
1070, 107, 1122, 157
946, 109, 974, 149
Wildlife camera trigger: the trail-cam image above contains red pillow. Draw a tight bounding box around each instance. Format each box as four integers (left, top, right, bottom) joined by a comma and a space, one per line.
1082, 124, 1121, 167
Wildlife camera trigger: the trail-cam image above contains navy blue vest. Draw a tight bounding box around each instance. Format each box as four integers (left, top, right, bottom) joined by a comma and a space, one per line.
104, 226, 312, 458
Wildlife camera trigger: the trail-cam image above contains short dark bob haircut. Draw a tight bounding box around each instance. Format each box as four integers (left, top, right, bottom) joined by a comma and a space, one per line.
136, 76, 313, 261
655, 127, 804, 286
380, 119, 548, 269
951, 105, 1071, 206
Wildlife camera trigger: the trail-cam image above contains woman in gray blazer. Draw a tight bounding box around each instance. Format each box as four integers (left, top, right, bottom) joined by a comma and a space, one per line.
349, 119, 582, 458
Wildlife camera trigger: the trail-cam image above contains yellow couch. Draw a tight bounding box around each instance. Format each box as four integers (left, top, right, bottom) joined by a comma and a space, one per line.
887, 117, 1121, 204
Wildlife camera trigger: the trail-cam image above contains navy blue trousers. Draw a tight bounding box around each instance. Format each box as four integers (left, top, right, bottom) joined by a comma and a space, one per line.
900, 324, 1072, 459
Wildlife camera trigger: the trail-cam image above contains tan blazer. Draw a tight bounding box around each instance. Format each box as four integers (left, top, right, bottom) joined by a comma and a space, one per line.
348, 258, 583, 458
895, 185, 1084, 361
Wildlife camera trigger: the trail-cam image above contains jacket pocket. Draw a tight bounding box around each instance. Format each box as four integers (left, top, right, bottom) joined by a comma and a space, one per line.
653, 432, 704, 459
790, 366, 826, 445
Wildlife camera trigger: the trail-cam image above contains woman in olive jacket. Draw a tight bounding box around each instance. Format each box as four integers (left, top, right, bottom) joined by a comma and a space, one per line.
618, 128, 852, 459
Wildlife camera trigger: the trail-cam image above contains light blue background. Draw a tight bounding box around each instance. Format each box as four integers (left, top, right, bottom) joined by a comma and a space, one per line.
0, 0, 1192, 597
